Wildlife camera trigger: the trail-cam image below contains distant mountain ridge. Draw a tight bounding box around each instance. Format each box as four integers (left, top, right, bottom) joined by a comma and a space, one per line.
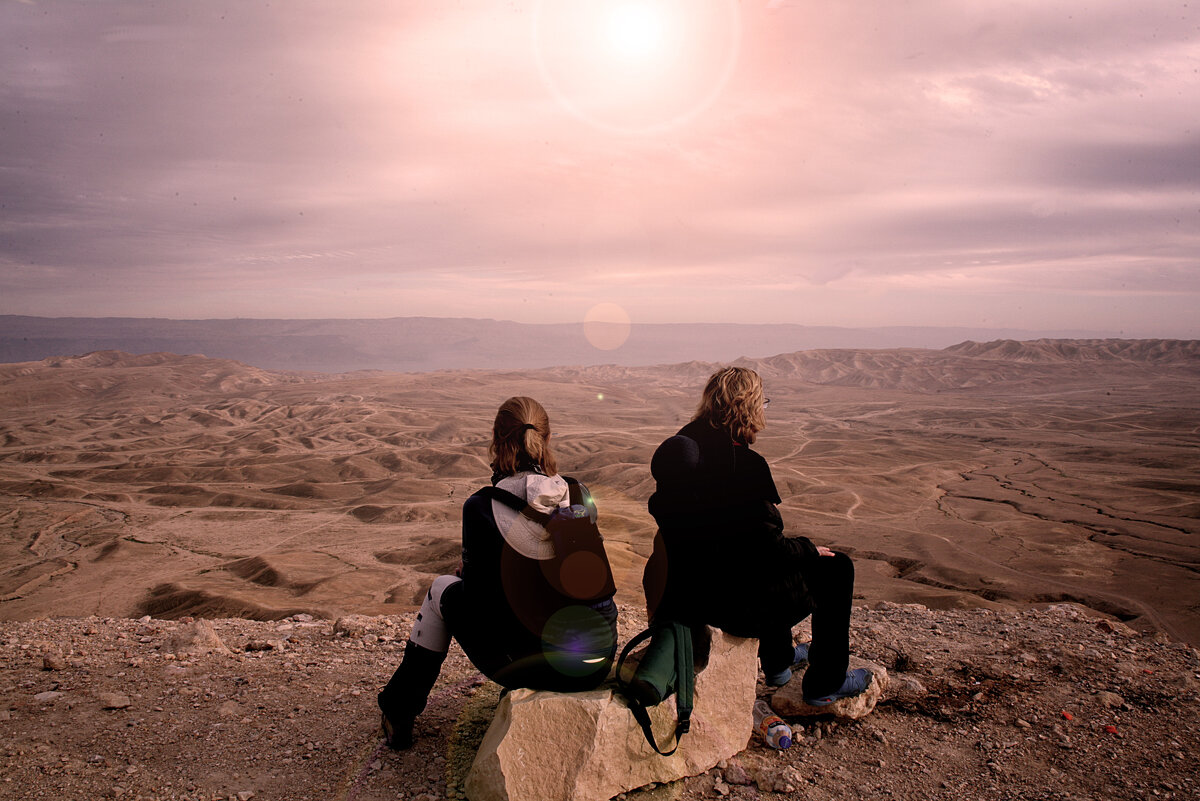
4, 339, 1197, 407
734, 338, 1200, 393
944, 338, 1200, 363
0, 315, 1119, 373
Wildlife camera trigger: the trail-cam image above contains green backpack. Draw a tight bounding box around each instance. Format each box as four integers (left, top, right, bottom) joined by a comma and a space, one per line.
616, 621, 694, 756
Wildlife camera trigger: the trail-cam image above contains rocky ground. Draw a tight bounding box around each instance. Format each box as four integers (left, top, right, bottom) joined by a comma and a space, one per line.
2, 602, 1198, 801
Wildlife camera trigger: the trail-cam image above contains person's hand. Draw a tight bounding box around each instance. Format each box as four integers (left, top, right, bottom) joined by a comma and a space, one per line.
816, 546, 835, 557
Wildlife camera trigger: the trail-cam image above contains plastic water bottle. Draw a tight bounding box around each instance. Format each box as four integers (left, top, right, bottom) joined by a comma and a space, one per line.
753, 699, 792, 750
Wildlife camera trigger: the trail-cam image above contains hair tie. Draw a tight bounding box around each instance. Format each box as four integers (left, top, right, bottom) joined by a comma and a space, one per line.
522, 423, 537, 430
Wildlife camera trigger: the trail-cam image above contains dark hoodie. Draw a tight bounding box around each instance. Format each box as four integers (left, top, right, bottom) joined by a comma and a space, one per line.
644, 419, 818, 635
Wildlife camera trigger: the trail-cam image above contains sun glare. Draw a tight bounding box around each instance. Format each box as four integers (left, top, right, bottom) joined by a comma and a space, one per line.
533, 0, 740, 134
603, 3, 668, 64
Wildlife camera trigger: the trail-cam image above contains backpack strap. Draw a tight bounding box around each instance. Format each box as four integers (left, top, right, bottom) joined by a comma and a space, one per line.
561, 476, 598, 523
617, 623, 693, 757
616, 627, 656, 676
673, 622, 694, 740
475, 486, 551, 525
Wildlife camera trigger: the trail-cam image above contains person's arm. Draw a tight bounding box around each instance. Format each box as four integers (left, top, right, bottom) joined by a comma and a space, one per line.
459, 494, 504, 601
730, 498, 822, 561
735, 447, 832, 558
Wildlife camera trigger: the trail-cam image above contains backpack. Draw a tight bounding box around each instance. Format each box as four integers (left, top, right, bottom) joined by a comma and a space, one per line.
480, 477, 617, 604
616, 621, 694, 757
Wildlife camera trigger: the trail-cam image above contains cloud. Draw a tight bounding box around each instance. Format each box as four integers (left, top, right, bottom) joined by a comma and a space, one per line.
0, 0, 1196, 336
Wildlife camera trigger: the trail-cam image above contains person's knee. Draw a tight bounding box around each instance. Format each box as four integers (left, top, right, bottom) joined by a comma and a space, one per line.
831, 551, 854, 581
428, 574, 462, 610
809, 551, 853, 596
411, 575, 461, 653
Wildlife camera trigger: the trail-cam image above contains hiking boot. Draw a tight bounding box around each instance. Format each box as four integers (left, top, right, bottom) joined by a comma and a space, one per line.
763, 643, 812, 687
377, 641, 447, 749
804, 668, 873, 706
381, 712, 414, 750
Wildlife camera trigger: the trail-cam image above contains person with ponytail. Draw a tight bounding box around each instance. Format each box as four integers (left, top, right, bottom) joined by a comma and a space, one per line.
643, 367, 873, 706
378, 396, 618, 749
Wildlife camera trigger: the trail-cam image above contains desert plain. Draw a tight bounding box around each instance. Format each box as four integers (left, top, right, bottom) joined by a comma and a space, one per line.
2, 338, 1198, 647
3, 339, 1200, 801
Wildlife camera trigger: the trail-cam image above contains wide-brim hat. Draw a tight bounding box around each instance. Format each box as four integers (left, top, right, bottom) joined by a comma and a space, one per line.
491, 472, 569, 560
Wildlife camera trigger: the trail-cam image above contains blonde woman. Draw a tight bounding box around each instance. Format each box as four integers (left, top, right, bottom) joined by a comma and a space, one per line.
643, 367, 871, 705
378, 396, 617, 749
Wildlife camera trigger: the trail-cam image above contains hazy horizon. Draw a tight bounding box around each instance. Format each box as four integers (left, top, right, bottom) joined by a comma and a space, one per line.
2, 2, 1198, 337
0, 314, 1139, 374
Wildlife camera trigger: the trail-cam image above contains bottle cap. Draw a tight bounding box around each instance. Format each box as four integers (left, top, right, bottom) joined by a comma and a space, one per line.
778, 735, 792, 749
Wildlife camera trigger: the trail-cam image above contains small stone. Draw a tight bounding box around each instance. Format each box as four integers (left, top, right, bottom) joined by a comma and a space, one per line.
165, 619, 230, 657
99, 693, 132, 710
1015, 718, 1032, 729
888, 673, 928, 703
42, 653, 67, 671
237, 792, 255, 801
1096, 691, 1124, 708
723, 762, 752, 786
333, 615, 373, 638
1097, 619, 1136, 636
34, 691, 64, 703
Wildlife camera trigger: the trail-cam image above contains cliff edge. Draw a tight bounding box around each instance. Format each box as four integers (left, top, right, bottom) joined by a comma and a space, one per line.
2, 602, 1198, 801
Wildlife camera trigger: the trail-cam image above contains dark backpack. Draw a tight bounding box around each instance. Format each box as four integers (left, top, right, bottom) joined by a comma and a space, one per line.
479, 477, 617, 604
616, 621, 695, 756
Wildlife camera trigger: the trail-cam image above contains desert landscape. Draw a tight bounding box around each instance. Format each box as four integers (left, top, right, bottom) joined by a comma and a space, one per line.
2, 339, 1199, 646
2, 339, 1200, 801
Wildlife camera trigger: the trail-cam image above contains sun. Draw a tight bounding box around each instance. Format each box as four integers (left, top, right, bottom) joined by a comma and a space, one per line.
533, 0, 741, 134
602, 2, 669, 65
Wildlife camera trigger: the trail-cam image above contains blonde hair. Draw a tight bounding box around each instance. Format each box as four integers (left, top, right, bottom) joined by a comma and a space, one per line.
489, 396, 558, 476
693, 367, 766, 445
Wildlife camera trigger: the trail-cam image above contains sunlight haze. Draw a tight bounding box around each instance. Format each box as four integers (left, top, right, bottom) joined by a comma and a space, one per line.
0, 0, 1196, 337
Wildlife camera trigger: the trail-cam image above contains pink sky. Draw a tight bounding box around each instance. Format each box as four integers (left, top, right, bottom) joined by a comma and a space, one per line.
1, 1, 1197, 337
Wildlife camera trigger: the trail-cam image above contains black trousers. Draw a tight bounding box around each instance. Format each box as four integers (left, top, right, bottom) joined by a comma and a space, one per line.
755, 551, 854, 698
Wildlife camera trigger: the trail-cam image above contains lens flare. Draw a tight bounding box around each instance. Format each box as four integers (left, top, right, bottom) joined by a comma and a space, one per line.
583, 302, 632, 351
533, 0, 741, 134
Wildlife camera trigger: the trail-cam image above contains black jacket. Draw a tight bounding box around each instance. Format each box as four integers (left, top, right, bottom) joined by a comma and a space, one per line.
448, 475, 616, 690
643, 419, 818, 635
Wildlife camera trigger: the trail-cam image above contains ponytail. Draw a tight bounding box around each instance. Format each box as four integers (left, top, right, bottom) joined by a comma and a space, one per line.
490, 397, 558, 476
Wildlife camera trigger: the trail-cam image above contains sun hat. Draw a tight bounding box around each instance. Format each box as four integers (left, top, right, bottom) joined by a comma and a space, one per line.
491, 471, 569, 560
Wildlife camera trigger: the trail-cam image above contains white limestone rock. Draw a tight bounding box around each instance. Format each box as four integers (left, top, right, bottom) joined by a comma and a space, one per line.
771, 656, 888, 720
465, 629, 758, 801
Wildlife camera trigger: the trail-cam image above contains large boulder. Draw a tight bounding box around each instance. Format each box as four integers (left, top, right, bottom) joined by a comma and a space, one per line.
464, 629, 757, 801
771, 656, 888, 720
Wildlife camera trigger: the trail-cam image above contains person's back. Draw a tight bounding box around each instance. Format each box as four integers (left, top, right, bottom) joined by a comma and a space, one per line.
643, 367, 873, 705
378, 396, 617, 749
